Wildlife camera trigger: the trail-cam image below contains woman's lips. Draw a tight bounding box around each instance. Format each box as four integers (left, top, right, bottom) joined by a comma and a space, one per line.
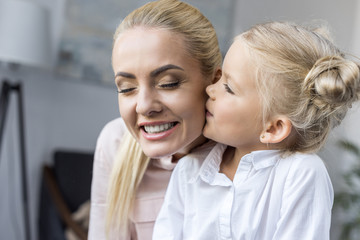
143, 122, 176, 133
139, 121, 179, 140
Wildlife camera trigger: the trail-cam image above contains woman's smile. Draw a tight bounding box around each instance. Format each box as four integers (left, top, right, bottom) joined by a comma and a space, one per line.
140, 121, 179, 140
142, 122, 177, 134
112, 27, 211, 158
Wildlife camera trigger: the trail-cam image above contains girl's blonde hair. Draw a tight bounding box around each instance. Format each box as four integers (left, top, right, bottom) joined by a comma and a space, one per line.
238, 22, 360, 153
106, 0, 222, 236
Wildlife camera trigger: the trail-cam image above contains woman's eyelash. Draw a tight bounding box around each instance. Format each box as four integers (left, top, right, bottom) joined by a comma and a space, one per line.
159, 81, 180, 88
117, 88, 136, 94
224, 83, 234, 94
117, 80, 181, 93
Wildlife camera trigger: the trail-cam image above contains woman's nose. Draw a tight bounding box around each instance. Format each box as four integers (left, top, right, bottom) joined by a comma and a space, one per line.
135, 87, 162, 116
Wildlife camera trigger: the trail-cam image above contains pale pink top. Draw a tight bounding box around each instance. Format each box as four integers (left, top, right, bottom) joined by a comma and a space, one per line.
88, 118, 176, 240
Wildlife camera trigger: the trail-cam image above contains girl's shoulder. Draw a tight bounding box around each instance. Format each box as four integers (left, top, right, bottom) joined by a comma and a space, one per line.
279, 152, 332, 186
287, 152, 328, 172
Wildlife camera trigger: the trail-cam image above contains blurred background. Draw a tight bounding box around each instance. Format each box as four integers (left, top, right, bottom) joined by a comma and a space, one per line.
0, 0, 359, 239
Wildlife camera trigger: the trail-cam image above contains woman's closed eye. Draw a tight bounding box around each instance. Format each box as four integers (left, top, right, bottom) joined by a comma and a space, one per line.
117, 87, 136, 94
224, 83, 234, 94
116, 78, 137, 94
159, 81, 180, 89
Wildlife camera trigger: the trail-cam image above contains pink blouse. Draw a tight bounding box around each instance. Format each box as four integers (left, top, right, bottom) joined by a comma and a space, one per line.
88, 118, 176, 240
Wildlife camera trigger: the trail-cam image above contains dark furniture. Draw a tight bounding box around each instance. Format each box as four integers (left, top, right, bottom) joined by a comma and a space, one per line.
38, 150, 94, 240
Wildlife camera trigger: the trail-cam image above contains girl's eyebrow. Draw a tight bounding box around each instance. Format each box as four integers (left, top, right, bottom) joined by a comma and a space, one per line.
150, 64, 184, 77
223, 72, 233, 81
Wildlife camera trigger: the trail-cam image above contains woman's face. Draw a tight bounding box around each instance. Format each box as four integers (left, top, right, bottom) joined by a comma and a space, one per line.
112, 27, 211, 158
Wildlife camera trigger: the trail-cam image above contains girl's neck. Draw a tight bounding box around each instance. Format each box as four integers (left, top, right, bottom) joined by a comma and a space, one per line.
220, 147, 239, 181
220, 146, 268, 181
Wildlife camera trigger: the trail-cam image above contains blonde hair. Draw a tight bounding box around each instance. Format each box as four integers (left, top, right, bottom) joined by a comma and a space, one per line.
106, 0, 222, 236
113, 0, 221, 77
238, 22, 360, 153
106, 133, 149, 237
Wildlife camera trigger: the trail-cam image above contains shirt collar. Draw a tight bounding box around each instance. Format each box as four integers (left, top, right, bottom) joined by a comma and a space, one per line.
242, 149, 280, 171
193, 145, 280, 184
153, 140, 217, 171
194, 143, 227, 184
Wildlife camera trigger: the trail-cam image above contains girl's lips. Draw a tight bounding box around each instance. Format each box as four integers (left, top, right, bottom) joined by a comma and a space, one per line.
140, 122, 179, 141
206, 110, 213, 117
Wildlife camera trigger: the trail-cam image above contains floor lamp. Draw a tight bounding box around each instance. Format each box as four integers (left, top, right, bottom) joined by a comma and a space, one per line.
0, 1, 51, 240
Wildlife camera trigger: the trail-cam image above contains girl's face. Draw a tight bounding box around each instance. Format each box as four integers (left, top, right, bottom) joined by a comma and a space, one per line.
112, 27, 211, 159
204, 40, 265, 153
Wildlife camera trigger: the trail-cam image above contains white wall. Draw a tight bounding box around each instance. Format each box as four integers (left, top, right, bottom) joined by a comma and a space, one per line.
233, 0, 357, 50
0, 65, 119, 240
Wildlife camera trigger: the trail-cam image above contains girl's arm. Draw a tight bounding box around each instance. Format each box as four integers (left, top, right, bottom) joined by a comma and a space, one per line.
153, 159, 186, 240
273, 155, 333, 240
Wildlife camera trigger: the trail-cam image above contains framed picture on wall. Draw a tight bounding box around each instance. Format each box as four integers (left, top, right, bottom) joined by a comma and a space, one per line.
56, 0, 235, 86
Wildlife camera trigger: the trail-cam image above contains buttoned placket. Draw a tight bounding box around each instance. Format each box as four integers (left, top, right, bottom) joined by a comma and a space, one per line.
216, 155, 253, 240
218, 182, 234, 240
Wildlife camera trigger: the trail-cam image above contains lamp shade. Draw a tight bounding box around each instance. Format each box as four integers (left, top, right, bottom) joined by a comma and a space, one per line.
0, 0, 51, 68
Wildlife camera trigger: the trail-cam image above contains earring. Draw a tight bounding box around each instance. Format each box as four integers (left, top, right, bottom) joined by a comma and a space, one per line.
261, 135, 265, 139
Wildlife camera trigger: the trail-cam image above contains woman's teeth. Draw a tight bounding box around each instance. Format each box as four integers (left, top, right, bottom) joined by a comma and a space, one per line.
144, 123, 175, 133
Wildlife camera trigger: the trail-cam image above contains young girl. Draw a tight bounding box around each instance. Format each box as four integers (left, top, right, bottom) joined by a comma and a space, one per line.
153, 21, 360, 239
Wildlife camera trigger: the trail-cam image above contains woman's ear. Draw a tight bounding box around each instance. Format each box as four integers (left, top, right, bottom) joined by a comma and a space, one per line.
212, 68, 222, 84
260, 116, 292, 144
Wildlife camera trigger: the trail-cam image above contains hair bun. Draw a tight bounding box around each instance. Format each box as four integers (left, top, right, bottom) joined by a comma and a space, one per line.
304, 55, 360, 112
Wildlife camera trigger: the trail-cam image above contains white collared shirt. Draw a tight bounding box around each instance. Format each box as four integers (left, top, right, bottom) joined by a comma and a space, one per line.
153, 143, 333, 240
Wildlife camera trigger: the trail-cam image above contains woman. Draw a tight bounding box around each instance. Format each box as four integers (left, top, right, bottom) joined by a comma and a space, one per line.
88, 0, 222, 239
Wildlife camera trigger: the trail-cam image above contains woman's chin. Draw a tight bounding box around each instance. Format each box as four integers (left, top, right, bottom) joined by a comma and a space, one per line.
143, 150, 173, 158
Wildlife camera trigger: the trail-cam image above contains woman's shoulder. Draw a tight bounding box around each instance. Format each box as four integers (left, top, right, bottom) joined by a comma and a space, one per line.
96, 118, 128, 147
94, 118, 128, 165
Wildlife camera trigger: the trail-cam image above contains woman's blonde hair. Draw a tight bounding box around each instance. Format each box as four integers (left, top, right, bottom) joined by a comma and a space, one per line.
106, 0, 222, 236
238, 21, 360, 153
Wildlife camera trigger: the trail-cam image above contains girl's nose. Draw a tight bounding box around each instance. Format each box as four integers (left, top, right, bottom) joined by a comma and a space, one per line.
135, 87, 162, 116
206, 83, 216, 100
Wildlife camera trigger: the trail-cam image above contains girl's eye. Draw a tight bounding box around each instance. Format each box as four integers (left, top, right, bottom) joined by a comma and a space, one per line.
159, 81, 180, 89
224, 83, 234, 94
117, 87, 136, 94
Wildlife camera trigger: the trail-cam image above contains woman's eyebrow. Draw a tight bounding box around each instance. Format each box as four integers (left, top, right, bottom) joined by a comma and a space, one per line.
150, 64, 184, 77
115, 72, 136, 79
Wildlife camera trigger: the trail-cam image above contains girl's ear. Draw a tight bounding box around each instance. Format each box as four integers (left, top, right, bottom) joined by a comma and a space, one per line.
212, 68, 222, 84
260, 116, 292, 144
